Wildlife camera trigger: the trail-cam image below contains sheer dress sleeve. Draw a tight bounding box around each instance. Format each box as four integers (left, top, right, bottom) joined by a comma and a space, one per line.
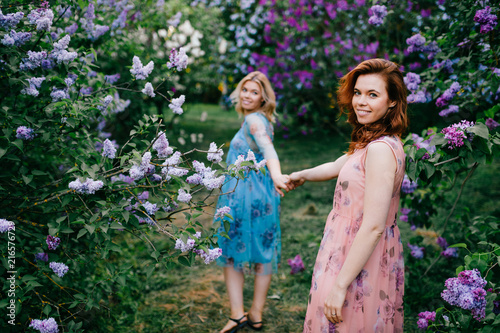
244, 113, 278, 161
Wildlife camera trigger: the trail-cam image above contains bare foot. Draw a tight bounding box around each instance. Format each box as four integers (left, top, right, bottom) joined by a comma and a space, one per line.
219, 315, 247, 333
246, 311, 263, 329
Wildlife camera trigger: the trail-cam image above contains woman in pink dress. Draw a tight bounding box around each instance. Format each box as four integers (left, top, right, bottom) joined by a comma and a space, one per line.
290, 58, 408, 332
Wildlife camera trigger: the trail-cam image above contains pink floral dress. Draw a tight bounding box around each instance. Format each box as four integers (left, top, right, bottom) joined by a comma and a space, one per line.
303, 136, 405, 333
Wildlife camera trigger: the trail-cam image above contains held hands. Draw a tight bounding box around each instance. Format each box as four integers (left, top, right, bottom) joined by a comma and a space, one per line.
287, 171, 306, 191
272, 174, 291, 197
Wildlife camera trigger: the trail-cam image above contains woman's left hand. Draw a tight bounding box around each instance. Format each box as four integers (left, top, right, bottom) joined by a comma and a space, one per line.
323, 285, 347, 324
273, 174, 290, 197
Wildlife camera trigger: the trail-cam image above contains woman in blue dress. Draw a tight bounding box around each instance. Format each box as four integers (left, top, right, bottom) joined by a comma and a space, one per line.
215, 71, 290, 333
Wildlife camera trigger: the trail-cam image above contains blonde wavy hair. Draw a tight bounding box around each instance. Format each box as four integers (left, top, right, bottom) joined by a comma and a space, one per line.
229, 71, 277, 123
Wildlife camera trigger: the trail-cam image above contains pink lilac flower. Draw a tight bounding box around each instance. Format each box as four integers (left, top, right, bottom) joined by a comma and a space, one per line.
401, 175, 418, 193
215, 206, 231, 219
29, 317, 59, 333
153, 132, 174, 158
368, 5, 387, 26
1, 30, 32, 47
16, 126, 36, 140
287, 254, 305, 274
49, 262, 69, 278
439, 105, 459, 117
441, 120, 475, 149
441, 269, 487, 321
169, 95, 186, 115
130, 56, 154, 80
46, 235, 60, 250
474, 6, 497, 34
485, 118, 499, 130
102, 139, 117, 158
35, 252, 49, 262
0, 219, 14, 233
68, 178, 104, 194
408, 243, 425, 259
177, 189, 192, 203
0, 10, 24, 30
141, 82, 155, 97
207, 142, 224, 163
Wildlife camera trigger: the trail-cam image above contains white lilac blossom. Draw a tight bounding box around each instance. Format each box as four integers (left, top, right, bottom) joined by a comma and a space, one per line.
194, 248, 223, 264
50, 35, 78, 65
102, 139, 117, 158
186, 173, 203, 185
141, 82, 156, 97
130, 56, 154, 80
27, 8, 54, 31
20, 77, 45, 96
169, 95, 186, 114
1, 30, 32, 47
0, 219, 14, 233
129, 165, 144, 180
167, 47, 189, 71
164, 167, 189, 181
16, 126, 36, 140
207, 142, 224, 163
163, 151, 182, 167
0, 10, 24, 30
68, 178, 104, 194
175, 232, 201, 252
177, 189, 192, 203
49, 262, 69, 278
142, 201, 159, 215
152, 131, 174, 158
20, 51, 47, 70
202, 175, 225, 190
129, 153, 155, 180
29, 317, 59, 333
214, 206, 231, 219
50, 88, 70, 102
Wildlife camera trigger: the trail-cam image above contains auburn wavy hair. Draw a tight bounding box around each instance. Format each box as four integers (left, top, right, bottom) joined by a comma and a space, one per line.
338, 58, 408, 154
229, 71, 277, 123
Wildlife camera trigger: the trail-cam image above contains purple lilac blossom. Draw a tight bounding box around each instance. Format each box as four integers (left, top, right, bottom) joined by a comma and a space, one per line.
441, 120, 475, 149
207, 142, 224, 163
407, 33, 426, 53
215, 206, 231, 219
439, 105, 459, 117
27, 8, 54, 31
485, 118, 499, 130
102, 139, 117, 158
46, 235, 61, 250
167, 11, 182, 27
50, 88, 70, 102
164, 167, 189, 181
16, 126, 36, 140
80, 87, 93, 95
407, 90, 426, 103
408, 243, 425, 259
110, 93, 130, 113
152, 132, 174, 158
411, 132, 436, 158
97, 95, 113, 114
1, 30, 32, 47
20, 51, 47, 70
441, 269, 488, 321
436, 82, 461, 107
194, 248, 223, 264
287, 254, 305, 274
368, 5, 387, 26
404, 72, 421, 91
141, 82, 155, 97
474, 6, 498, 34
35, 252, 49, 262
137, 191, 149, 200
49, 262, 69, 277
21, 76, 45, 96
29, 318, 59, 333
65, 23, 78, 35
0, 10, 24, 30
436, 236, 448, 249
175, 232, 200, 252
68, 178, 104, 194
143, 201, 159, 215
177, 189, 192, 203
169, 95, 186, 115
167, 47, 188, 71
111, 173, 135, 184
401, 175, 418, 193
104, 73, 120, 84
0, 219, 14, 233
441, 247, 459, 258
50, 35, 78, 65
416, 311, 436, 330
186, 173, 203, 185
130, 56, 154, 80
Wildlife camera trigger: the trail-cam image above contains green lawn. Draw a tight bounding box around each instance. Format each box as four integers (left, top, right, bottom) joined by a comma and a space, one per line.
101, 104, 499, 332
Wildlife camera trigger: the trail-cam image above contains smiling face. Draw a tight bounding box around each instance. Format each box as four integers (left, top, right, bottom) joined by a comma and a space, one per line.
352, 74, 396, 125
239, 80, 263, 113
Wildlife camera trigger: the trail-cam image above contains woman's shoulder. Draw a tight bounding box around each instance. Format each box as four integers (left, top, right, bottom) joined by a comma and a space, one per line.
372, 135, 403, 150
245, 112, 269, 125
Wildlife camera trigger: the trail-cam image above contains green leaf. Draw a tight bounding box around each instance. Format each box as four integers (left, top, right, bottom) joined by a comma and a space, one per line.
178, 256, 191, 267
0, 147, 6, 159
448, 243, 467, 249
430, 134, 447, 146
468, 122, 489, 140
77, 228, 88, 239
122, 210, 129, 223
423, 162, 435, 178
151, 250, 160, 261
22, 174, 33, 185
12, 139, 23, 152
85, 224, 95, 235
109, 222, 123, 229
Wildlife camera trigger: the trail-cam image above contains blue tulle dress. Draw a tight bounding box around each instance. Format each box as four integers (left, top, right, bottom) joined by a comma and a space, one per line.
215, 112, 281, 275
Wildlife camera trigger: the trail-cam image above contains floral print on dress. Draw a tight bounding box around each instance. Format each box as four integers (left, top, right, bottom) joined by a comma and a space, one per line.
303, 136, 405, 332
